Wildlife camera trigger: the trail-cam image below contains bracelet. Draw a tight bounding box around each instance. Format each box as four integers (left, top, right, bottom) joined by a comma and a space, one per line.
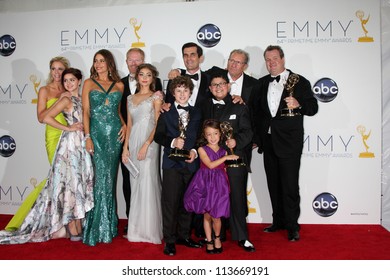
84, 134, 91, 141
145, 140, 150, 146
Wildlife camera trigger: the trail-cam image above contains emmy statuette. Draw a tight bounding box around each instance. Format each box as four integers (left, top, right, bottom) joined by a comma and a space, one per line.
169, 111, 191, 161
220, 121, 245, 168
280, 73, 301, 117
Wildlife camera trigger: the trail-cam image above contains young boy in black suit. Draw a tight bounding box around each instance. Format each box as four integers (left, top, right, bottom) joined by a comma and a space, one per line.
154, 76, 202, 256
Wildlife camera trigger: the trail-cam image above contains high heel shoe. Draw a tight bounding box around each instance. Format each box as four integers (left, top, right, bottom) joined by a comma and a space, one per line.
65, 224, 83, 242
214, 235, 223, 254
205, 240, 215, 254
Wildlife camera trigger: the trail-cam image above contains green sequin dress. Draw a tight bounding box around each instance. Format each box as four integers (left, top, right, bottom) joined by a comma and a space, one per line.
83, 79, 122, 246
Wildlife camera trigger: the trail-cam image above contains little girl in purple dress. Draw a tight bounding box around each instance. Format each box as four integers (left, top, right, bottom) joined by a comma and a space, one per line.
184, 119, 239, 254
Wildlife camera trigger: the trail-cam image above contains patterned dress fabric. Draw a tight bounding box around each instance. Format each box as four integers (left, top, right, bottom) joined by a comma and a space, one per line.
126, 93, 163, 244
0, 96, 94, 244
184, 145, 230, 218
82, 80, 122, 246
5, 98, 67, 231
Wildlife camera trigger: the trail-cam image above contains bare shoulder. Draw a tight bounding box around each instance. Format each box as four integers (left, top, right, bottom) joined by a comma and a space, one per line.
116, 80, 124, 92
82, 78, 94, 90
38, 85, 48, 95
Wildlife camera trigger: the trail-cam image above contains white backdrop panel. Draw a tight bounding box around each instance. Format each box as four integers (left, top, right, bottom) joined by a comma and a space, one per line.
0, 0, 381, 224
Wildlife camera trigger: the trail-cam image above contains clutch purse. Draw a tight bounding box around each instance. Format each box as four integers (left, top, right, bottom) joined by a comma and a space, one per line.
124, 157, 140, 179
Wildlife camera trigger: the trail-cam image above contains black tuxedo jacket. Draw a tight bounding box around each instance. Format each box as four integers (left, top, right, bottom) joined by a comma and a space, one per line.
202, 95, 253, 171
154, 105, 202, 173
206, 66, 258, 104
249, 69, 318, 158
120, 75, 163, 122
165, 70, 212, 108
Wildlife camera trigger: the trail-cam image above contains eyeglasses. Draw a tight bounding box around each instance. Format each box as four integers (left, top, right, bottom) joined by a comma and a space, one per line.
228, 59, 246, 65
211, 82, 228, 88
127, 59, 142, 64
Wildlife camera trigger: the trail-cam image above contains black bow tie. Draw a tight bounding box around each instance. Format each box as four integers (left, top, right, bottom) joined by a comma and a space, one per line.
186, 73, 199, 81
177, 104, 190, 111
269, 75, 280, 83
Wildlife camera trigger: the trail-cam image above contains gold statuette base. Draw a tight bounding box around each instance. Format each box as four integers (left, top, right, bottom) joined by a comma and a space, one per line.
280, 108, 301, 117
169, 148, 191, 161
225, 158, 246, 168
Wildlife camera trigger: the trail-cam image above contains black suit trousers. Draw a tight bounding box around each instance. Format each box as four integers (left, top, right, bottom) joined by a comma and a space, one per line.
226, 165, 249, 241
162, 168, 194, 243
263, 134, 301, 232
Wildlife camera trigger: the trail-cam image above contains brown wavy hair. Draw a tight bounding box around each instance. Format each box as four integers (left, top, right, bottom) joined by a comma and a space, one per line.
90, 49, 121, 82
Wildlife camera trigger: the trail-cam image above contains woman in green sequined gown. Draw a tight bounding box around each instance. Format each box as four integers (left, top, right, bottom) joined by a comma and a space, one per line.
82, 49, 126, 246
5, 57, 70, 232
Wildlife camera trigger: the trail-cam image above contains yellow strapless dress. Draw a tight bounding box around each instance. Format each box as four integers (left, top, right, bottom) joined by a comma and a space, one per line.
5, 98, 66, 231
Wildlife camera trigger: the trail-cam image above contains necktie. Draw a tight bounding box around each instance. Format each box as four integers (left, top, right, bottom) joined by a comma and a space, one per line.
186, 73, 199, 81
129, 75, 136, 82
177, 104, 190, 111
269, 75, 280, 83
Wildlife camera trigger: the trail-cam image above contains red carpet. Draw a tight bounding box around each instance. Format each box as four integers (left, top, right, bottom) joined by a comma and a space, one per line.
0, 215, 389, 260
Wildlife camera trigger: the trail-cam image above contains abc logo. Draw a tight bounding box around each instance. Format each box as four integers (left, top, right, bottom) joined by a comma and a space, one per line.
0, 135, 16, 157
0, 34, 17, 57
312, 192, 338, 217
312, 78, 338, 103
196, 24, 221, 48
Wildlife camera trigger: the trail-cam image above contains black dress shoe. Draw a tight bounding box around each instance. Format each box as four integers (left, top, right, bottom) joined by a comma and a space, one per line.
163, 243, 176, 256
287, 231, 300, 241
263, 224, 284, 233
176, 238, 202, 248
238, 240, 255, 252
123, 225, 128, 235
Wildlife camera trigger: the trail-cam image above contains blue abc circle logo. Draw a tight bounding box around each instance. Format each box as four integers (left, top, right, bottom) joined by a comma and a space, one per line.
312, 192, 338, 217
0, 34, 17, 57
312, 78, 338, 103
0, 135, 16, 157
196, 24, 221, 48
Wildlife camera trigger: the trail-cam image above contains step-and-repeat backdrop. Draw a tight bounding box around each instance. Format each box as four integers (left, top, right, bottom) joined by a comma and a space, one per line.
0, 0, 381, 224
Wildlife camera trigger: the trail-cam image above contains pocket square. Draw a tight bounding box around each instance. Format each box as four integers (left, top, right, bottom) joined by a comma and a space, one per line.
229, 114, 236, 120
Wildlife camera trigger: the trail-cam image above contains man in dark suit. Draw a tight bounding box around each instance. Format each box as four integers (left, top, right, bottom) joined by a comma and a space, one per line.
249, 45, 318, 241
154, 76, 202, 256
164, 42, 212, 239
165, 42, 212, 107
120, 47, 162, 234
166, 48, 257, 239
202, 71, 255, 252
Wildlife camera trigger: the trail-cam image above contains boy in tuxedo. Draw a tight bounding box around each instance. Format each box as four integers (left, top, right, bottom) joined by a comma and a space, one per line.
154, 76, 202, 256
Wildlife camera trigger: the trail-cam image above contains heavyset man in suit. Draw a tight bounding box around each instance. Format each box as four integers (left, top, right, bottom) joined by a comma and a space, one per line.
249, 45, 318, 242
202, 71, 255, 252
120, 48, 163, 234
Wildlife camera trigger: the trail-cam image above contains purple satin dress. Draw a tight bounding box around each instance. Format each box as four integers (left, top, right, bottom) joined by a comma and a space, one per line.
184, 145, 230, 218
